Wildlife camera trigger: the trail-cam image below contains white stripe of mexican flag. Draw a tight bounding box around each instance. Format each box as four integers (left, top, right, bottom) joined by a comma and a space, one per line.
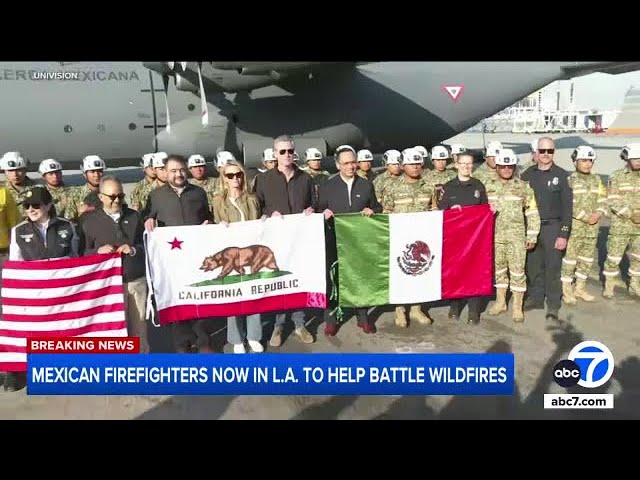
389, 211, 443, 304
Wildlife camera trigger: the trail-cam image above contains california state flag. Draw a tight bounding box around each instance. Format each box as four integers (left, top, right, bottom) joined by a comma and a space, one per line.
333, 205, 494, 307
145, 213, 327, 325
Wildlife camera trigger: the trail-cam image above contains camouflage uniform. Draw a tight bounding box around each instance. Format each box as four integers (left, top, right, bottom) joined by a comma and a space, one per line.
189, 177, 218, 211
422, 169, 456, 209
560, 172, 607, 302
372, 171, 400, 203
129, 177, 155, 211
44, 184, 74, 220
472, 163, 497, 186
602, 168, 640, 297
5, 177, 36, 219
66, 184, 99, 220
302, 167, 330, 204
356, 169, 377, 182
382, 175, 436, 327
485, 177, 540, 320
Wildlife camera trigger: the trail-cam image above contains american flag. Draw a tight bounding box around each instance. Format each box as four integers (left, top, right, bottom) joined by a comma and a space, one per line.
0, 253, 128, 372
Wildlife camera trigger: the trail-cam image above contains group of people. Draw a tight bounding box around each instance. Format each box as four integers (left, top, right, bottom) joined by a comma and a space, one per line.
1, 134, 639, 392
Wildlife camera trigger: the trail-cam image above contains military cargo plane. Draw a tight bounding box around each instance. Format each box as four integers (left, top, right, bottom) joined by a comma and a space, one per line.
1, 61, 639, 172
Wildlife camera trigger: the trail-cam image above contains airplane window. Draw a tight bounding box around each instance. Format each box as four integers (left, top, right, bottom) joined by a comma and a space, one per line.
188, 103, 196, 111
128, 123, 137, 131
64, 125, 72, 133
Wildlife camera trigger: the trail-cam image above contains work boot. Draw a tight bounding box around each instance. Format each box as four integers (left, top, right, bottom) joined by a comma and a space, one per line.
574, 279, 595, 302
270, 326, 283, 347
629, 277, 640, 297
409, 305, 433, 325
562, 282, 577, 305
295, 325, 314, 344
488, 287, 508, 315
395, 306, 408, 328
448, 300, 462, 320
603, 277, 619, 299
512, 291, 525, 323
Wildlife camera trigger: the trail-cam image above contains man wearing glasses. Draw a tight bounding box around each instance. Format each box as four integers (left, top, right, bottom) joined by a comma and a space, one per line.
255, 134, 315, 347
520, 137, 573, 320
80, 176, 149, 353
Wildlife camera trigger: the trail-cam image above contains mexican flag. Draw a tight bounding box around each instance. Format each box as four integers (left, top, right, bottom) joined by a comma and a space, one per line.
333, 205, 494, 307
144, 213, 327, 325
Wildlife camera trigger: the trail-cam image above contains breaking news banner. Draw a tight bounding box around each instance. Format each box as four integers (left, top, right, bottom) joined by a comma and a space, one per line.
25, 338, 515, 396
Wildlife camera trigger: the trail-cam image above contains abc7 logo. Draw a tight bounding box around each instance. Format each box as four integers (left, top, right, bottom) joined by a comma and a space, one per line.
553, 341, 614, 388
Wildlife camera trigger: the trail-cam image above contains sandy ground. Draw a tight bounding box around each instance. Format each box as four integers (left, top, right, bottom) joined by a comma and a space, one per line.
1, 132, 639, 420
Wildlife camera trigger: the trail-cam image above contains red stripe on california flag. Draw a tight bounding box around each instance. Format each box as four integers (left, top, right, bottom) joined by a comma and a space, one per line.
1, 253, 120, 271
441, 204, 494, 299
0, 321, 127, 339
1, 266, 122, 289
1, 285, 123, 307
2, 303, 125, 322
158, 292, 327, 325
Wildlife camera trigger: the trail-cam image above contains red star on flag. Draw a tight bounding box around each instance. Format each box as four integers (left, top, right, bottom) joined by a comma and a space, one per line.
168, 237, 183, 250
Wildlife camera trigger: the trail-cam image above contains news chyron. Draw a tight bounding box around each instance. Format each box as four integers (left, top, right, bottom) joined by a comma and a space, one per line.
544, 340, 615, 410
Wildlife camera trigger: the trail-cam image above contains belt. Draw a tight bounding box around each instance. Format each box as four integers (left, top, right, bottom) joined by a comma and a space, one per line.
540, 218, 561, 225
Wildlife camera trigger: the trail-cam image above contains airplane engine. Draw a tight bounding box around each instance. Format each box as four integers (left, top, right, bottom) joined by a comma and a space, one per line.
175, 74, 199, 93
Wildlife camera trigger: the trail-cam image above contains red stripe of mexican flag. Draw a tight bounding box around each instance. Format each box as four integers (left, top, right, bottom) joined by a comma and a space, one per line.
333, 205, 494, 307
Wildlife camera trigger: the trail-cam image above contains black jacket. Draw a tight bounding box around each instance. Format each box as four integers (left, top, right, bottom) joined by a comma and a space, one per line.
11, 217, 79, 261
144, 183, 213, 227
438, 177, 488, 209
255, 166, 314, 216
80, 207, 145, 282
316, 174, 382, 214
521, 163, 573, 239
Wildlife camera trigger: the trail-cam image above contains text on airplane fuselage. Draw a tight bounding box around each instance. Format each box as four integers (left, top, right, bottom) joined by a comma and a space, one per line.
0, 69, 141, 81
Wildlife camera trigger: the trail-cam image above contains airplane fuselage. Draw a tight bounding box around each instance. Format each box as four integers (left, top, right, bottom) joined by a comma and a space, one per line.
0, 61, 595, 172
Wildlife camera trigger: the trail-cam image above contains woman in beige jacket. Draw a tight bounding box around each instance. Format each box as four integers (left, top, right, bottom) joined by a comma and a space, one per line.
212, 162, 264, 353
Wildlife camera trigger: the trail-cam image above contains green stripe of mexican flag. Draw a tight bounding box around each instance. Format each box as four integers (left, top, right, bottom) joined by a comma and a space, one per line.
333, 206, 494, 307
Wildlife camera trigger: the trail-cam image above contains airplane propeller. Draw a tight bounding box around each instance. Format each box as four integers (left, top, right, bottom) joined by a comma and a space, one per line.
196, 62, 209, 127
162, 73, 172, 134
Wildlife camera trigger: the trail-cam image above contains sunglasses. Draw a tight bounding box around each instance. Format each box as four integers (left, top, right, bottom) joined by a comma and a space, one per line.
225, 172, 244, 179
25, 203, 42, 209
538, 148, 555, 154
100, 192, 125, 201
278, 149, 295, 155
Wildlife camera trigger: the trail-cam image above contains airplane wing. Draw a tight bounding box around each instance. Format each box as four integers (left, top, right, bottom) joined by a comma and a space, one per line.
561, 61, 640, 79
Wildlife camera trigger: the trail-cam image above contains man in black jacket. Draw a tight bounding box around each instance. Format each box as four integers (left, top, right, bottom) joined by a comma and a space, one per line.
80, 176, 149, 352
257, 135, 316, 348
317, 145, 383, 336
520, 137, 572, 320
439, 152, 491, 325
144, 154, 214, 353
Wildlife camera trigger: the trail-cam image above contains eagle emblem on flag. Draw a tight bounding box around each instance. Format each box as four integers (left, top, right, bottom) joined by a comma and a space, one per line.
397, 240, 435, 276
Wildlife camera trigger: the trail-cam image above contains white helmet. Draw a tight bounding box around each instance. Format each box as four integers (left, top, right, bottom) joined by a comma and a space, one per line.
485, 141, 503, 157
305, 147, 323, 161
620, 144, 640, 161
262, 148, 276, 162
141, 153, 154, 168
414, 146, 428, 160
357, 149, 374, 162
39, 159, 62, 175
401, 148, 423, 165
450, 143, 466, 155
82, 155, 106, 172
431, 145, 450, 161
530, 139, 539, 153
152, 152, 168, 168
571, 145, 597, 162
495, 148, 519, 166
216, 151, 236, 168
293, 151, 301, 162
383, 149, 402, 165
1, 151, 28, 170
188, 154, 207, 168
